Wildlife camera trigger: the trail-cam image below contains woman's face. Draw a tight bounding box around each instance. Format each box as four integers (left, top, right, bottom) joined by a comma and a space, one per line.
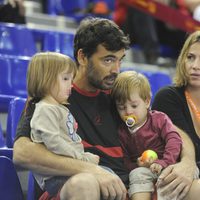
185, 42, 200, 88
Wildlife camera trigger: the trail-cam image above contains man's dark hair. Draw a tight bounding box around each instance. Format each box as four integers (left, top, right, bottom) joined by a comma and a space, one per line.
73, 17, 130, 64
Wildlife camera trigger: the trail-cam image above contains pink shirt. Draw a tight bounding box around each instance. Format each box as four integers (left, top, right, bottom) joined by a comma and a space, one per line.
119, 110, 182, 171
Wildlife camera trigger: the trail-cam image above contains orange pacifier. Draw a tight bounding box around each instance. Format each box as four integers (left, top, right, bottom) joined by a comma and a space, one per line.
123, 115, 137, 127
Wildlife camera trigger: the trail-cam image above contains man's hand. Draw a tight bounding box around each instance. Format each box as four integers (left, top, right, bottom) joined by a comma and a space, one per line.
156, 161, 195, 200
95, 170, 127, 200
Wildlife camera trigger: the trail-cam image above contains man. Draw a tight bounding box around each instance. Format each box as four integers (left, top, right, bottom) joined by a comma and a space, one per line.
14, 17, 197, 200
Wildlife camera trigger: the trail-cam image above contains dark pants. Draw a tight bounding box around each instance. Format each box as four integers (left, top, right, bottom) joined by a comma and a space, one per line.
122, 7, 160, 63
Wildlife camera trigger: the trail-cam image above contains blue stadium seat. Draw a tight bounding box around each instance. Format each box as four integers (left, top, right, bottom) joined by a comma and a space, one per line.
149, 72, 172, 101
27, 172, 36, 200
46, 0, 64, 15
0, 55, 11, 95
9, 56, 29, 97
32, 29, 75, 59
0, 22, 37, 56
0, 156, 24, 200
43, 31, 74, 58
6, 97, 26, 148
47, 0, 90, 21
0, 123, 5, 147
61, 0, 88, 15
0, 124, 13, 159
0, 55, 29, 112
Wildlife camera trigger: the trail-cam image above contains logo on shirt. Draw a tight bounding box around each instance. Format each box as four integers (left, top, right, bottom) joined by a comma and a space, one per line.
66, 112, 80, 141
94, 114, 102, 125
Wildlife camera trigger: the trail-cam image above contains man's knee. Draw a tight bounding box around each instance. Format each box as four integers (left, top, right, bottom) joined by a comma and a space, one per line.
60, 173, 100, 200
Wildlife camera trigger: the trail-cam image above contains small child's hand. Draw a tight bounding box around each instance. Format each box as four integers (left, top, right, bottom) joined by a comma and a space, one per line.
137, 156, 154, 168
92, 154, 100, 164
85, 153, 100, 164
150, 163, 163, 174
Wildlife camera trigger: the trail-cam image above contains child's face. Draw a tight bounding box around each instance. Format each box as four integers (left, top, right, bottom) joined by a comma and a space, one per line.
51, 69, 74, 104
116, 90, 150, 127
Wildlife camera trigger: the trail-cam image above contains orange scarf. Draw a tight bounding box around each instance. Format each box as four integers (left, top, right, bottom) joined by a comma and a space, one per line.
185, 90, 200, 122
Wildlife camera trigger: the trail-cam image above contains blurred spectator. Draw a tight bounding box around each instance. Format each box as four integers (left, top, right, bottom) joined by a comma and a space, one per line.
114, 0, 188, 66
155, 0, 189, 56
0, 0, 26, 24
114, 0, 161, 65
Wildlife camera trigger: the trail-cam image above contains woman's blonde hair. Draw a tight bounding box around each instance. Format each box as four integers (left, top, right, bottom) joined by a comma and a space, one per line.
174, 31, 200, 86
27, 52, 77, 99
111, 71, 151, 103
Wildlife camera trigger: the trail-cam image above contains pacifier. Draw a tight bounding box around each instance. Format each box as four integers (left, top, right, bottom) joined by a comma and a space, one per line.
123, 115, 137, 127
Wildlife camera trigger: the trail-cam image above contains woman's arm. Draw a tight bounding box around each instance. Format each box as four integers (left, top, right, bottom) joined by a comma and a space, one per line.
157, 127, 196, 199
153, 87, 197, 199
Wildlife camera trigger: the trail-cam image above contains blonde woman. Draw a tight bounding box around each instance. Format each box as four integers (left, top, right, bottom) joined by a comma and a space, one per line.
152, 30, 200, 199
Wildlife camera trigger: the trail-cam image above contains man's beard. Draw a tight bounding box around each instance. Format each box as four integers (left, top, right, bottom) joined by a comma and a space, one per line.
87, 60, 118, 90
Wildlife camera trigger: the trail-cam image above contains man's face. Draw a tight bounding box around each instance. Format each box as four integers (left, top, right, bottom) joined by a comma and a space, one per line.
86, 45, 125, 90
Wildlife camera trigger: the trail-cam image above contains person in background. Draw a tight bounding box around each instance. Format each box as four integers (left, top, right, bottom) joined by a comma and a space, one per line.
113, 0, 161, 65
27, 52, 100, 198
152, 30, 200, 200
111, 71, 183, 200
0, 0, 26, 24
113, 0, 187, 66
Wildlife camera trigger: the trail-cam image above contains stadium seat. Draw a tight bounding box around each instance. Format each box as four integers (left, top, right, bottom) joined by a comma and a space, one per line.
0, 124, 13, 159
0, 123, 5, 147
42, 31, 74, 59
6, 97, 26, 148
0, 55, 29, 112
61, 0, 89, 21
27, 171, 44, 200
8, 56, 29, 97
0, 22, 37, 56
31, 29, 75, 59
149, 72, 172, 101
0, 156, 24, 200
46, 0, 64, 15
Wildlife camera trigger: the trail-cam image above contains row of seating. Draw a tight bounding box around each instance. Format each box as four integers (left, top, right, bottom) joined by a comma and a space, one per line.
0, 22, 75, 57
0, 155, 35, 200
0, 97, 36, 200
0, 22, 75, 112
0, 97, 25, 149
46, 0, 114, 21
0, 55, 29, 112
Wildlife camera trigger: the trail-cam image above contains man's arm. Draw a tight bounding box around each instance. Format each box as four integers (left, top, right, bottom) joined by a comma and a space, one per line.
14, 137, 102, 176
14, 137, 127, 200
157, 126, 196, 200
